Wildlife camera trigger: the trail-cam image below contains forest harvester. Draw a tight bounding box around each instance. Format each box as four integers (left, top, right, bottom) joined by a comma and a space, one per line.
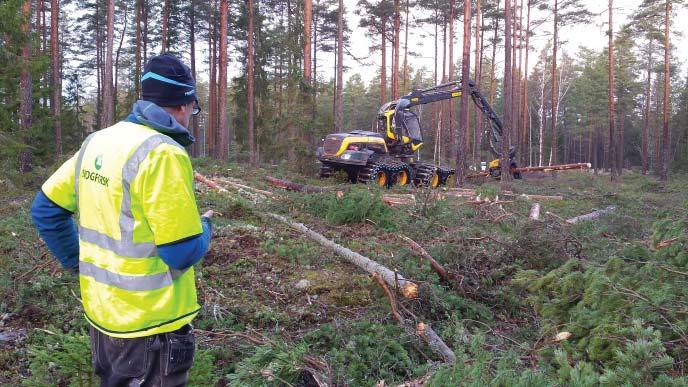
316, 80, 520, 187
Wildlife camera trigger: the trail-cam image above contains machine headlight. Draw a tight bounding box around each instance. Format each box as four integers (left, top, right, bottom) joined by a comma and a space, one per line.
341, 153, 352, 160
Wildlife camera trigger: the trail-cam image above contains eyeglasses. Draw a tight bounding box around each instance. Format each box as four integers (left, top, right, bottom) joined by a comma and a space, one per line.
191, 100, 201, 116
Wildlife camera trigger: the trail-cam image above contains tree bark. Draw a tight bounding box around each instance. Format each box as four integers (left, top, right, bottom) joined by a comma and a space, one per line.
661, 0, 670, 181
246, 0, 256, 165
218, 0, 229, 161
567, 206, 616, 224
457, 0, 471, 187
334, 0, 344, 131
19, 0, 33, 172
102, 0, 114, 127
608, 0, 616, 181
51, 0, 62, 158
502, 0, 513, 181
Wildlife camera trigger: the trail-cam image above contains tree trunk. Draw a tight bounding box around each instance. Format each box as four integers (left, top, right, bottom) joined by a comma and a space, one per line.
218, 0, 229, 161
489, 7, 498, 106
642, 37, 652, 175
114, 2, 129, 120
190, 0, 199, 156
448, 0, 455, 162
304, 0, 312, 83
608, 0, 616, 182
457, 0, 471, 187
247, 0, 256, 166
161, 0, 169, 52
142, 0, 148, 64
208, 20, 216, 158
512, 0, 519, 148
334, 0, 344, 131
473, 0, 482, 168
520, 0, 531, 167
501, 0, 513, 181
381, 21, 386, 104
402, 0, 409, 94
19, 0, 33, 172
51, 0, 62, 158
550, 0, 558, 165
538, 62, 546, 167
135, 0, 142, 99
102, 0, 114, 126
661, 0, 670, 181
393, 0, 400, 99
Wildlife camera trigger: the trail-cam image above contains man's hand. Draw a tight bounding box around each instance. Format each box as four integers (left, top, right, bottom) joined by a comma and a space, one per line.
202, 210, 214, 218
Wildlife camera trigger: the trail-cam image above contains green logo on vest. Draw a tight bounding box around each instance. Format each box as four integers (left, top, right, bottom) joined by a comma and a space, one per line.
95, 155, 103, 170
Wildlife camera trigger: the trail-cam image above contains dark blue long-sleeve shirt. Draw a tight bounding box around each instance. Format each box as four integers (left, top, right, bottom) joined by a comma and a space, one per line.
31, 190, 212, 271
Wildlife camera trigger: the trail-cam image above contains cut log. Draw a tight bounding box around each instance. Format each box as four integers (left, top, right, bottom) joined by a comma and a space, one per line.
566, 205, 616, 224
383, 194, 416, 206
372, 272, 456, 365
400, 235, 450, 283
512, 162, 591, 173
264, 212, 419, 299
194, 172, 229, 193
529, 203, 541, 220
266, 176, 338, 194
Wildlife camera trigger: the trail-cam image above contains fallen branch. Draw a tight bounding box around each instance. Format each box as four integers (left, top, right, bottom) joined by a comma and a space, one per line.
264, 212, 419, 299
520, 194, 564, 201
492, 212, 513, 223
373, 272, 405, 324
372, 272, 456, 364
400, 235, 450, 283
566, 205, 616, 224
266, 176, 339, 194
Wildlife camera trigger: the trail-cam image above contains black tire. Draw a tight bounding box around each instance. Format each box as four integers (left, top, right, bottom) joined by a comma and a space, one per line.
319, 163, 334, 178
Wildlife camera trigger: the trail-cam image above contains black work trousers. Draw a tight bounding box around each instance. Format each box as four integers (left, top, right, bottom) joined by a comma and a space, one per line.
89, 324, 195, 387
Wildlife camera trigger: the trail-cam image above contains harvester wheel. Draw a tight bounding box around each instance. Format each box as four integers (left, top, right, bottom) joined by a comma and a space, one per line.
396, 169, 410, 186
319, 163, 334, 178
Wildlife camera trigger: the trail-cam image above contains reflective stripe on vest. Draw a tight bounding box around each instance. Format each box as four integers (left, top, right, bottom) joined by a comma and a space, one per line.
74, 132, 188, 287
79, 261, 187, 291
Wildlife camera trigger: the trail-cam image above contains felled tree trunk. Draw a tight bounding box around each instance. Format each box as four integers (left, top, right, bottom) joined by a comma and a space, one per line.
567, 205, 616, 224
265, 213, 419, 299
373, 273, 456, 364
266, 176, 336, 194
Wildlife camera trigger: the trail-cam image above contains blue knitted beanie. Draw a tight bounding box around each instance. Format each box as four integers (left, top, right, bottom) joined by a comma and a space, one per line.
141, 53, 196, 107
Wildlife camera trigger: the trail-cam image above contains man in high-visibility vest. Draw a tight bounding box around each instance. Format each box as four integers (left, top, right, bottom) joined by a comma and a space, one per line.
31, 53, 213, 386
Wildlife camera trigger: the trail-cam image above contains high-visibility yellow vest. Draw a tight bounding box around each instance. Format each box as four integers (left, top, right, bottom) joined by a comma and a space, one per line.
42, 122, 202, 338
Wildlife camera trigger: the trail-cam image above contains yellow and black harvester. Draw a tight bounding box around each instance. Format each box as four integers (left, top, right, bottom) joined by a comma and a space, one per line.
316, 80, 519, 187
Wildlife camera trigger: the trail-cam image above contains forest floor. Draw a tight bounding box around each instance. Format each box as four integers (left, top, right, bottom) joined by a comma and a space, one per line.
1, 160, 687, 386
